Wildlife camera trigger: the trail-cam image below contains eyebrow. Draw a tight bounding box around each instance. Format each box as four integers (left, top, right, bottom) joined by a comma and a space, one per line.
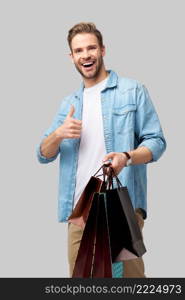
73, 44, 98, 51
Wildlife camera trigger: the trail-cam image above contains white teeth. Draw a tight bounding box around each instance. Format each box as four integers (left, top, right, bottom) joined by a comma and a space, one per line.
83, 62, 94, 66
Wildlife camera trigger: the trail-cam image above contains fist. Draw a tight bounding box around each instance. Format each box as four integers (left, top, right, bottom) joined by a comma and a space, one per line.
102, 152, 128, 175
55, 105, 82, 139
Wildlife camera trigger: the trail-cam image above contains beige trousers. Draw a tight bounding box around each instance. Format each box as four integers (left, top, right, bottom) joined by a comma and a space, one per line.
68, 210, 146, 278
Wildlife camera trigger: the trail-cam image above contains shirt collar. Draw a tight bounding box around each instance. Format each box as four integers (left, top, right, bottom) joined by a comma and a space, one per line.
74, 70, 118, 99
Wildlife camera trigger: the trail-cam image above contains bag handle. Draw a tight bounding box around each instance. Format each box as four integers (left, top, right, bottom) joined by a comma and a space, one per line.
93, 162, 110, 188
94, 163, 123, 190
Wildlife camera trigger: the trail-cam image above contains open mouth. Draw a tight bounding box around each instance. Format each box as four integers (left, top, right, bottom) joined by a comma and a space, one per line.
82, 61, 95, 69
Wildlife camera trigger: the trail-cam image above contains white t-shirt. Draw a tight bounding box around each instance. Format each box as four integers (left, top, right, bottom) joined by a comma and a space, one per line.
73, 77, 108, 208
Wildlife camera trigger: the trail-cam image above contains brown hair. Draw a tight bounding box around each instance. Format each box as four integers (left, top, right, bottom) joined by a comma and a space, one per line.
67, 22, 103, 51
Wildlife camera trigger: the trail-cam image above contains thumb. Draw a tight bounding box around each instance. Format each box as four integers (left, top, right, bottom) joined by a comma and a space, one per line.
102, 152, 114, 163
67, 105, 75, 118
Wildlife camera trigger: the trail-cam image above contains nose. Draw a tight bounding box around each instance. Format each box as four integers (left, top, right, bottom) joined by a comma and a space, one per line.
81, 49, 91, 60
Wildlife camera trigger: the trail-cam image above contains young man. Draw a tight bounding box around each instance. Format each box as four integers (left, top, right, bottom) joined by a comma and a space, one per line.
37, 22, 166, 277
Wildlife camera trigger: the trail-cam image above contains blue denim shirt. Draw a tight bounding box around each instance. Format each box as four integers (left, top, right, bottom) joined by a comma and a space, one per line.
37, 70, 166, 222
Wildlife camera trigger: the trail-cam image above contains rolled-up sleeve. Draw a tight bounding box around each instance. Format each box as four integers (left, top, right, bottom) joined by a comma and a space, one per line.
135, 84, 167, 162
36, 142, 60, 164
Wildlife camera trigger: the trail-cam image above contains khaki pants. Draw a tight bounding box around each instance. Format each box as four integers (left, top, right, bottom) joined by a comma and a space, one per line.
68, 210, 146, 278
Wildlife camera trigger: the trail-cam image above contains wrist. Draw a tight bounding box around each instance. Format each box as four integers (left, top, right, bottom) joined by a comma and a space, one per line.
122, 151, 132, 166
55, 127, 64, 141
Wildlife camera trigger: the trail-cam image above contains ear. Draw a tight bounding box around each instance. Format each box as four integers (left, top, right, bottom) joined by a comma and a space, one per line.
69, 52, 74, 63
101, 45, 106, 57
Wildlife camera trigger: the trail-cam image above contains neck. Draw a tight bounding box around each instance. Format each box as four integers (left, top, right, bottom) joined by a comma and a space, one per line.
83, 66, 108, 88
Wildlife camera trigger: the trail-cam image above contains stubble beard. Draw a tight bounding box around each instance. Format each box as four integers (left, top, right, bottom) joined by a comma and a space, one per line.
74, 55, 104, 80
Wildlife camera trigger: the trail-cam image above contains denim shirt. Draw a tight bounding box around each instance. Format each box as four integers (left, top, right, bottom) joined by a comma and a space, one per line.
36, 70, 166, 222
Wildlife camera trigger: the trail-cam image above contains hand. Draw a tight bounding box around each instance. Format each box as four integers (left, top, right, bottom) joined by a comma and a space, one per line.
102, 152, 128, 175
55, 105, 82, 139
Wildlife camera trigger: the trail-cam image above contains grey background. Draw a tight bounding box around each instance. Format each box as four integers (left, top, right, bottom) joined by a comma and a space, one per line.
0, 0, 184, 277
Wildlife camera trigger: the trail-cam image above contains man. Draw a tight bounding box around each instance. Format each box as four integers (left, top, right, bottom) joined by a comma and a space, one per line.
37, 22, 166, 277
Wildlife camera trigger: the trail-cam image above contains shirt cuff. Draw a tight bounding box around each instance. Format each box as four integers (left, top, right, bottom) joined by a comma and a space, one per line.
36, 144, 59, 163
138, 138, 166, 162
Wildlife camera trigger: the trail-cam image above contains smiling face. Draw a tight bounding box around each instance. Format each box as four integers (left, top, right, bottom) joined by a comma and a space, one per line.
70, 33, 107, 86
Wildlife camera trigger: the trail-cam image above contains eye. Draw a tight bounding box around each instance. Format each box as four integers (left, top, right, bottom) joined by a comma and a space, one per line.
88, 46, 97, 50
75, 49, 82, 53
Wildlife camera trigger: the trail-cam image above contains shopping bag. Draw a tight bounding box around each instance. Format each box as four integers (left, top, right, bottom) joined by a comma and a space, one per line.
105, 168, 146, 261
68, 168, 103, 227
72, 192, 112, 277
72, 164, 146, 277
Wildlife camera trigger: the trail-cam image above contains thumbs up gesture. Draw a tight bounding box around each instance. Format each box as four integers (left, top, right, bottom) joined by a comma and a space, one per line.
66, 105, 75, 119
55, 105, 82, 139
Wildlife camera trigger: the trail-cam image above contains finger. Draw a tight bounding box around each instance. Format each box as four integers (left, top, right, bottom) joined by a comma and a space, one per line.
102, 152, 114, 162
69, 124, 82, 130
103, 160, 112, 166
67, 105, 75, 118
69, 134, 81, 139
71, 119, 82, 126
69, 129, 81, 135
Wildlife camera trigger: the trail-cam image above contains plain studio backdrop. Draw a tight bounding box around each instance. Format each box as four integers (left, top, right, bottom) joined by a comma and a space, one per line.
0, 0, 184, 277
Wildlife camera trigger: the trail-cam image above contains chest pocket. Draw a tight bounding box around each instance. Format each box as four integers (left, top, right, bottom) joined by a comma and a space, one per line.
112, 104, 136, 134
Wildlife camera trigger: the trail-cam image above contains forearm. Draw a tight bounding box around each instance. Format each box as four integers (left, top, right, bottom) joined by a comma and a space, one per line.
40, 130, 63, 159
128, 146, 152, 165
